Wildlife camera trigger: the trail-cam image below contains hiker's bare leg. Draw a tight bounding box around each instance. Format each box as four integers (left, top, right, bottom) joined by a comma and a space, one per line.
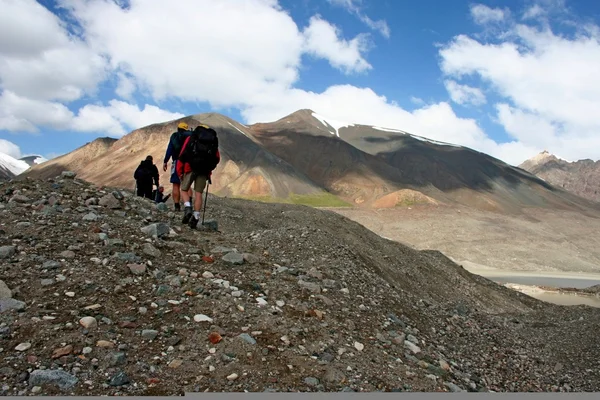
194, 191, 203, 213
172, 183, 181, 204
181, 187, 191, 204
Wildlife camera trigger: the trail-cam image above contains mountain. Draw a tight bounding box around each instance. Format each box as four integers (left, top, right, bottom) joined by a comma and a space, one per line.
23, 113, 334, 203
249, 110, 599, 213
22, 110, 600, 213
519, 151, 600, 203
0, 152, 30, 180
19, 154, 48, 167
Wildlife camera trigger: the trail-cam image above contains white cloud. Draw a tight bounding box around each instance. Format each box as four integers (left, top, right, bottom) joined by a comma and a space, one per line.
115, 73, 136, 100
327, 0, 390, 38
0, 0, 107, 102
302, 16, 372, 74
440, 12, 600, 162
470, 4, 510, 25
444, 80, 487, 106
71, 100, 185, 136
0, 138, 22, 159
0, 91, 75, 132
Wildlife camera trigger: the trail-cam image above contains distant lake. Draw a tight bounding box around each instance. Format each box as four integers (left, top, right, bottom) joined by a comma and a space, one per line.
466, 268, 600, 308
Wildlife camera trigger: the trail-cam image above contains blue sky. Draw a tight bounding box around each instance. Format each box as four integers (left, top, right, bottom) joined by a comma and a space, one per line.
1, 0, 600, 165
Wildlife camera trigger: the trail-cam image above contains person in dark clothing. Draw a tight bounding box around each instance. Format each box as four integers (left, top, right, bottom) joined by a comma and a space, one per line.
134, 155, 159, 199
153, 185, 171, 203
163, 122, 193, 211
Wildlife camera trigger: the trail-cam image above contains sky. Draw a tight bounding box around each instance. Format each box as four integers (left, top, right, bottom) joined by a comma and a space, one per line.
1, 0, 600, 166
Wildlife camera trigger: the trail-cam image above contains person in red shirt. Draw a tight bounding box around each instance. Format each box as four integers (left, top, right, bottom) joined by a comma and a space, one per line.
176, 125, 220, 228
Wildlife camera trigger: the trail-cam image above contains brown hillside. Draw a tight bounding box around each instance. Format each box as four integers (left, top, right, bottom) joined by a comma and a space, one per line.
520, 151, 600, 203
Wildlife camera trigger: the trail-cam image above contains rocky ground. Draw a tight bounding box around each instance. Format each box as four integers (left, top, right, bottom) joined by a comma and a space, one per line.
1, 173, 600, 395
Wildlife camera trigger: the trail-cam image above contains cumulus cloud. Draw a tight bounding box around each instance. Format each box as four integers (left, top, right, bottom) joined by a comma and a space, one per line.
72, 100, 185, 136
0, 138, 22, 158
444, 80, 487, 106
439, 16, 600, 162
0, 0, 107, 102
0, 91, 75, 132
302, 16, 372, 74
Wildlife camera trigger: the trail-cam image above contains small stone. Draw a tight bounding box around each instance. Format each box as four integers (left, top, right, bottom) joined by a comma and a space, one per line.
40, 279, 54, 287
96, 340, 114, 348
209, 366, 216, 372
61, 171, 77, 179
168, 359, 183, 369
444, 382, 465, 392
59, 250, 76, 259
299, 280, 321, 293
439, 360, 451, 371
194, 314, 213, 323
202, 271, 214, 279
222, 252, 244, 265
0, 280, 11, 299
109, 352, 127, 366
79, 316, 98, 329
82, 212, 98, 222
128, 263, 146, 275
323, 367, 345, 384
52, 345, 73, 359
84, 304, 102, 310
15, 342, 31, 352
29, 369, 78, 390
276, 300, 285, 307
354, 342, 364, 351
31, 386, 42, 394
82, 347, 92, 355
208, 332, 222, 344
42, 260, 61, 270
65, 292, 75, 298
227, 373, 239, 381
140, 223, 170, 238
0, 246, 16, 259
256, 298, 268, 306
109, 372, 130, 387
238, 333, 257, 345
99, 194, 121, 209
304, 377, 319, 387
407, 334, 418, 344
142, 243, 161, 258
242, 253, 260, 264
142, 330, 159, 340
0, 298, 26, 313
231, 291, 242, 297
404, 341, 421, 354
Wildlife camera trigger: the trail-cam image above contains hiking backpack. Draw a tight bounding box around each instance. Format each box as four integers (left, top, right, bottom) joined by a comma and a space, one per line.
171, 130, 186, 160
179, 125, 219, 175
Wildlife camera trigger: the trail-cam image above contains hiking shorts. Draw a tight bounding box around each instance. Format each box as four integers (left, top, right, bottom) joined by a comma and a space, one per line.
180, 172, 208, 193
170, 160, 181, 184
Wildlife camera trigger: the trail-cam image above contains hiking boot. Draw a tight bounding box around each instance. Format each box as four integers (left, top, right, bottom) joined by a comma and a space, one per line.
182, 207, 193, 224
174, 203, 181, 211
189, 215, 199, 229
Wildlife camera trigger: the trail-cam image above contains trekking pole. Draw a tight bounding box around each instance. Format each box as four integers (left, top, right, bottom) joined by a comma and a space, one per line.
202, 182, 209, 225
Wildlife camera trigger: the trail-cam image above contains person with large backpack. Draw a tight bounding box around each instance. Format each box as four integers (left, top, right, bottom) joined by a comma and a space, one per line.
176, 124, 220, 229
134, 155, 160, 199
163, 122, 193, 211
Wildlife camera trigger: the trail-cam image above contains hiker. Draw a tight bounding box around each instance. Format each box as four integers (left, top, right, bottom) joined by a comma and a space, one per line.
163, 122, 193, 211
153, 185, 171, 203
176, 124, 220, 229
134, 155, 159, 199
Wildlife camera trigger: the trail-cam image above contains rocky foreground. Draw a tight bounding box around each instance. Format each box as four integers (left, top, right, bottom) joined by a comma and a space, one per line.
1, 174, 600, 395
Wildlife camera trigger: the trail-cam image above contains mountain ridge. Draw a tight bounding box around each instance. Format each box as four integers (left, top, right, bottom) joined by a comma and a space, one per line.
21, 110, 600, 214
519, 151, 600, 203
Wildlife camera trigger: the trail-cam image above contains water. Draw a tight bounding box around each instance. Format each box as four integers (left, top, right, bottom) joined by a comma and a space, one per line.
468, 268, 600, 308
490, 275, 600, 289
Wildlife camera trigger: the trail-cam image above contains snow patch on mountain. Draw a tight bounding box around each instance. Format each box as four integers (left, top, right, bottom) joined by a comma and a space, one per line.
0, 152, 30, 176
312, 112, 354, 137
372, 126, 462, 148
